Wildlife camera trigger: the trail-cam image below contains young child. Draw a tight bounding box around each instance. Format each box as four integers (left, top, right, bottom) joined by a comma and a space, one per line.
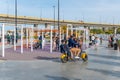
60, 40, 66, 53
64, 40, 71, 58
60, 40, 72, 60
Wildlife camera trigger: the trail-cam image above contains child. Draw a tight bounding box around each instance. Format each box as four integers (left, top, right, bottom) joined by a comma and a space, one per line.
64, 40, 71, 58
60, 40, 66, 53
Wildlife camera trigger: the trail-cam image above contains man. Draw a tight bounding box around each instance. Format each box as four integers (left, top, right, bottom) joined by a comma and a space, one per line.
11, 33, 14, 45
7, 34, 10, 44
91, 35, 95, 45
89, 35, 92, 41
117, 38, 120, 51
94, 37, 100, 50
0, 35, 1, 42
39, 34, 42, 49
68, 35, 75, 48
100, 37, 102, 45
56, 37, 59, 50
70, 44, 81, 59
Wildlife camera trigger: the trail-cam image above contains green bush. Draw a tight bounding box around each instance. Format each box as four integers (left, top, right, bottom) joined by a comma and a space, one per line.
117, 28, 120, 34
90, 29, 114, 34
105, 30, 113, 34
34, 36, 38, 39
90, 29, 104, 34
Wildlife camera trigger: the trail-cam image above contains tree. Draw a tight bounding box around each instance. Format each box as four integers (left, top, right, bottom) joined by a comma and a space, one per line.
117, 28, 120, 34
61, 25, 67, 33
90, 29, 104, 34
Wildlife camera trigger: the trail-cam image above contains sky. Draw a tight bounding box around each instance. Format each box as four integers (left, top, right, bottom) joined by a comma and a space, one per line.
0, 0, 120, 24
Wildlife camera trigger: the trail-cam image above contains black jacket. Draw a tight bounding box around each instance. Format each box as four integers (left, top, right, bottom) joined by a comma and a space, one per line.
60, 44, 66, 53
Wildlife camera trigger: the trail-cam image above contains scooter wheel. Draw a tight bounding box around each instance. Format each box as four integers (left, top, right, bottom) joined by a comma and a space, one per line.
81, 53, 88, 62
60, 54, 68, 63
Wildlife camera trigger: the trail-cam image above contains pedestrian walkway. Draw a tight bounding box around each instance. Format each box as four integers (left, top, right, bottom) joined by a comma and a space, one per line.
0, 42, 120, 80
0, 40, 119, 60
0, 47, 60, 60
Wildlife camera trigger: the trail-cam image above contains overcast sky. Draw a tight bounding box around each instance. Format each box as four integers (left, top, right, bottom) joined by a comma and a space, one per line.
0, 0, 120, 24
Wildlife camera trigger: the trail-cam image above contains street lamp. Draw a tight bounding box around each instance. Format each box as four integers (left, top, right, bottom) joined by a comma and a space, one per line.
58, 0, 61, 46
0, 26, 2, 42
58, 0, 60, 31
53, 6, 55, 30
15, 0, 18, 43
53, 6, 56, 36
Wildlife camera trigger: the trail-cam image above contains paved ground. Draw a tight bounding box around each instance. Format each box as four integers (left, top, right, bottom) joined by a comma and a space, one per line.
0, 48, 60, 60
0, 40, 60, 60
0, 42, 120, 80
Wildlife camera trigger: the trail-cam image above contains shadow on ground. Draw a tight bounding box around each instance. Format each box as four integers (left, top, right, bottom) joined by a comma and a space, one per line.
87, 68, 120, 78
0, 55, 7, 60
45, 75, 82, 80
35, 56, 61, 63
89, 53, 120, 60
90, 59, 120, 67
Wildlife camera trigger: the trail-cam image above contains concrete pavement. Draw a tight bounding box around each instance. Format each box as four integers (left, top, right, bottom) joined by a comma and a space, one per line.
0, 44, 120, 80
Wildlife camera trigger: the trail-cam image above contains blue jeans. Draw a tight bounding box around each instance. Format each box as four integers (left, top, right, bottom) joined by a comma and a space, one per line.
39, 42, 42, 49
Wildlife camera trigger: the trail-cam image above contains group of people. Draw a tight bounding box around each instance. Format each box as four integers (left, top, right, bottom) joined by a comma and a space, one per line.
108, 35, 120, 50
60, 35, 84, 59
37, 34, 60, 50
89, 34, 120, 50
89, 35, 101, 49
6, 33, 18, 45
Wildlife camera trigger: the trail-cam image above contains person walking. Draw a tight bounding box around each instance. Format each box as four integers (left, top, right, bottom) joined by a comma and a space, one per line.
91, 35, 95, 45
100, 37, 102, 45
117, 39, 120, 51
94, 37, 100, 50
38, 34, 42, 49
52, 37, 56, 51
6, 34, 10, 44
56, 37, 59, 50
11, 33, 14, 45
0, 35, 1, 42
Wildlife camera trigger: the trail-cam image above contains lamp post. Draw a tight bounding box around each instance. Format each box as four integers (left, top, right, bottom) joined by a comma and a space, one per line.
15, 0, 18, 43
0, 26, 2, 42
58, 0, 61, 46
53, 6, 55, 29
53, 6, 55, 36
58, 0, 60, 31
